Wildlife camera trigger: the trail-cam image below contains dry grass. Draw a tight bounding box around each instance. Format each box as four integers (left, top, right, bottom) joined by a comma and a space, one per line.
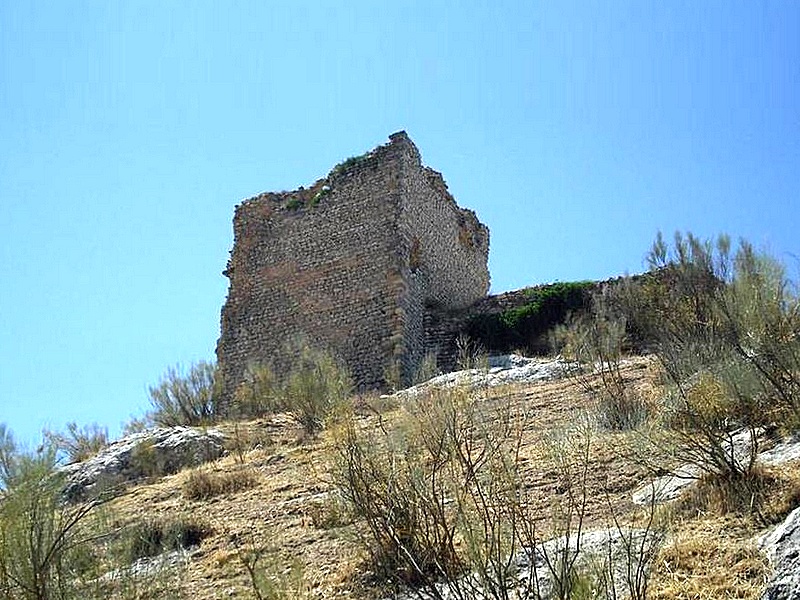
668, 463, 800, 525
649, 518, 769, 599
181, 466, 260, 500
108, 414, 368, 598
103, 357, 799, 599
646, 461, 800, 599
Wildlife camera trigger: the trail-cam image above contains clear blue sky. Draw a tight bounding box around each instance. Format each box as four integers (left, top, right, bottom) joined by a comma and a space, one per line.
2, 2, 798, 444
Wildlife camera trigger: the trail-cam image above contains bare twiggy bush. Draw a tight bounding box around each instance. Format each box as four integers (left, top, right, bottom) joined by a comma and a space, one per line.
44, 422, 109, 464
600, 484, 666, 600
528, 424, 667, 600
331, 389, 669, 599
225, 422, 274, 465
455, 334, 488, 371
331, 387, 536, 598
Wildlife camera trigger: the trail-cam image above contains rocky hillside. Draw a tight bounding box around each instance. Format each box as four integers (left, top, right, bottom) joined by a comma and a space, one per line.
60, 356, 800, 599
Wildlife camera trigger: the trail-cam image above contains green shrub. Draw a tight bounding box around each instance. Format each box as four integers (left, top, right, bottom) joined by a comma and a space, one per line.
228, 343, 352, 434
310, 185, 330, 207
329, 152, 370, 177
285, 197, 302, 211
126, 517, 211, 562
233, 362, 280, 418
282, 344, 352, 435
614, 232, 800, 500
147, 361, 220, 427
552, 304, 648, 431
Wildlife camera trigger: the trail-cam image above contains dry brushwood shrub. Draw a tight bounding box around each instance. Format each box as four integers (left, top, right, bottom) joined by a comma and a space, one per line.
126, 516, 212, 562
330, 385, 537, 593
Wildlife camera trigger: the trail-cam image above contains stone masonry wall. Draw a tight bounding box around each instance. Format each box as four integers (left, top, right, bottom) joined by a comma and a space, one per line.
393, 134, 490, 381
216, 132, 490, 407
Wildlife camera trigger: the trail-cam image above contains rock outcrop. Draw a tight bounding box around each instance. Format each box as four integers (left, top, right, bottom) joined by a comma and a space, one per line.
760, 506, 800, 600
61, 427, 226, 500
390, 354, 569, 401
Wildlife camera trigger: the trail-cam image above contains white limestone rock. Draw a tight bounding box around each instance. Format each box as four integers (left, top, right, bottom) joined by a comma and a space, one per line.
60, 426, 226, 500
391, 355, 569, 401
759, 506, 800, 600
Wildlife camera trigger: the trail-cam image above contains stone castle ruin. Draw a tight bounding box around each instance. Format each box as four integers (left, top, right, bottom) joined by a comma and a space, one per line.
216, 132, 491, 403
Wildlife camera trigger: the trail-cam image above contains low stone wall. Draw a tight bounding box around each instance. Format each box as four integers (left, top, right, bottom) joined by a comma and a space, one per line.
424, 282, 597, 372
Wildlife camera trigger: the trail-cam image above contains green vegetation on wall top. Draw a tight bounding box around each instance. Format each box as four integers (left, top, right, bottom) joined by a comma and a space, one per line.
329, 151, 372, 177
467, 280, 594, 354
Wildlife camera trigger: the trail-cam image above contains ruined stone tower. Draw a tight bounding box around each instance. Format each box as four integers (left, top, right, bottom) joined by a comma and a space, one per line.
216, 132, 489, 405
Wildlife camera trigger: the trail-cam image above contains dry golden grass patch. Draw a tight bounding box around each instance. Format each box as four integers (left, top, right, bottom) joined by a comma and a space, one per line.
646, 460, 800, 600
667, 461, 800, 525
649, 517, 769, 600
181, 465, 260, 500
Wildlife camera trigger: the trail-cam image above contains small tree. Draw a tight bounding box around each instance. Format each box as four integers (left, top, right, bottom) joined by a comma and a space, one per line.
148, 361, 220, 427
